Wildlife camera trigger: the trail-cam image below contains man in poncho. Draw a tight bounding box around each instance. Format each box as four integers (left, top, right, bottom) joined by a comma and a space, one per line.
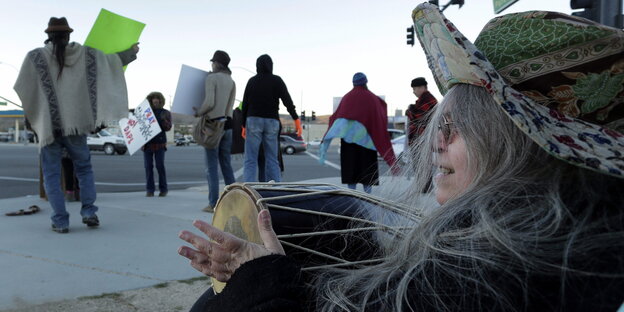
14, 17, 139, 233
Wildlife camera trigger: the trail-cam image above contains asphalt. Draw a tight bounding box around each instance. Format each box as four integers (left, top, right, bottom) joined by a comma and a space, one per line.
0, 176, 350, 310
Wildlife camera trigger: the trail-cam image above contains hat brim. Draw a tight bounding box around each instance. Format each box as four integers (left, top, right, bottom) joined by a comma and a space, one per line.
412, 3, 624, 178
45, 26, 73, 33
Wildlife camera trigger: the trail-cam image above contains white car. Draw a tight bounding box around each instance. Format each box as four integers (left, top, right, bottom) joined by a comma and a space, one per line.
391, 135, 408, 163
308, 139, 322, 146
338, 129, 407, 158
87, 130, 127, 155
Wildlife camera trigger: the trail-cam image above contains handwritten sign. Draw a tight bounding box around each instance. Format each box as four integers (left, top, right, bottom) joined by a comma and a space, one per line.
171, 64, 210, 116
118, 100, 161, 155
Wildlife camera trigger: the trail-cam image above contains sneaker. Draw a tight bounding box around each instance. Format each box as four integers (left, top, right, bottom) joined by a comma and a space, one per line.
52, 224, 69, 234
146, 192, 154, 197
158, 191, 168, 197
82, 215, 100, 227
202, 205, 215, 213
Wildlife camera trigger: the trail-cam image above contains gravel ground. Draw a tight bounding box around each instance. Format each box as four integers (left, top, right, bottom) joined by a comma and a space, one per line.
2, 277, 211, 312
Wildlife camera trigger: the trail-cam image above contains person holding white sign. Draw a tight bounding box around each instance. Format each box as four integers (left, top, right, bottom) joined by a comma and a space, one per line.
142, 92, 172, 197
14, 17, 139, 233
193, 50, 237, 213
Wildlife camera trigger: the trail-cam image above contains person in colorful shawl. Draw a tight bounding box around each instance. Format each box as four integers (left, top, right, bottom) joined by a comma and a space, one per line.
318, 72, 397, 193
14, 17, 139, 233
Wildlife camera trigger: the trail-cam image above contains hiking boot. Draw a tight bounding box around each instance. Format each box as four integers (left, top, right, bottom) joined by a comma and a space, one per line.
146, 192, 154, 197
202, 205, 215, 213
52, 224, 69, 234
159, 191, 168, 197
82, 215, 100, 227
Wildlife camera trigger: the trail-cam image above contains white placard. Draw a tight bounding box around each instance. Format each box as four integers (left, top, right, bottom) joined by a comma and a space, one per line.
171, 64, 209, 116
118, 99, 162, 155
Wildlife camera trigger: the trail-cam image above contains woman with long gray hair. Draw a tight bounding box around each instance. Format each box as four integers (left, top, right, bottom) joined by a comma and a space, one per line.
178, 4, 624, 311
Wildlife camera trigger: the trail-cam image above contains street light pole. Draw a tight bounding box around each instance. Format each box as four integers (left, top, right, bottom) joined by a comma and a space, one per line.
0, 61, 19, 72
230, 66, 256, 75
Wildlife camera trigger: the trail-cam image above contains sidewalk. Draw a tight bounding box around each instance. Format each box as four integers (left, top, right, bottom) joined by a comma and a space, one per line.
0, 176, 418, 311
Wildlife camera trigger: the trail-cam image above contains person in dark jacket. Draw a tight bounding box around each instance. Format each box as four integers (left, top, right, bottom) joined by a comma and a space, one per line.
241, 54, 302, 182
178, 5, 624, 312
142, 92, 172, 197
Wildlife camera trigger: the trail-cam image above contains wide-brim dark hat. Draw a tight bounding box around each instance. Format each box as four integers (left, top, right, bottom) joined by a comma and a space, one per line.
45, 17, 73, 33
412, 3, 624, 178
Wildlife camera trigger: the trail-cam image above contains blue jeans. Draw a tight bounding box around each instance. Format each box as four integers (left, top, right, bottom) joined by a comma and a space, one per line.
348, 183, 372, 194
205, 129, 235, 206
41, 135, 98, 227
243, 117, 281, 182
143, 148, 167, 193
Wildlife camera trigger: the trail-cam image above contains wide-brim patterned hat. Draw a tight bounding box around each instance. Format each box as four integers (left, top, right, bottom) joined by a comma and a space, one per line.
412, 3, 624, 178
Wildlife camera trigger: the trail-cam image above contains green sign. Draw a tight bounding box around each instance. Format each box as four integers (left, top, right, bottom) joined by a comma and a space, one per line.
84, 9, 145, 69
493, 0, 519, 14
0, 102, 6, 106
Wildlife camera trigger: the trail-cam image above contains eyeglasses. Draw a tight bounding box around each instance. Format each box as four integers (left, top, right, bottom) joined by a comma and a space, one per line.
437, 115, 454, 143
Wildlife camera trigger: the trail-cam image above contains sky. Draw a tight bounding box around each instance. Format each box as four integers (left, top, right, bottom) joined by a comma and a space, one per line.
0, 0, 588, 117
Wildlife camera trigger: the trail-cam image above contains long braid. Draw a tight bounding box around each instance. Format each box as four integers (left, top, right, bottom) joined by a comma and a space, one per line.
44, 32, 70, 79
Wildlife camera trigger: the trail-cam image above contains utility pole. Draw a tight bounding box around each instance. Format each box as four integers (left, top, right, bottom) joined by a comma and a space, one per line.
301, 90, 309, 143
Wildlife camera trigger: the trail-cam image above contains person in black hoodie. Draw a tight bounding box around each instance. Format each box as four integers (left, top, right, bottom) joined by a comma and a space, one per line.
142, 92, 172, 197
241, 54, 302, 182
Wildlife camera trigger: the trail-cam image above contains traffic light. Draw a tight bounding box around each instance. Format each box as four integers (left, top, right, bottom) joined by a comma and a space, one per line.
450, 0, 464, 8
301, 110, 306, 122
570, 0, 600, 23
406, 26, 415, 46
311, 111, 316, 121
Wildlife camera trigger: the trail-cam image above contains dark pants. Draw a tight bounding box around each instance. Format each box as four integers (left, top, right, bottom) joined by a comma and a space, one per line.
190, 287, 216, 312
143, 148, 167, 193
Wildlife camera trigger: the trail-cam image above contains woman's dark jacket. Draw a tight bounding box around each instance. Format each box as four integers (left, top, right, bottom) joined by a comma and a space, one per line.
145, 108, 171, 146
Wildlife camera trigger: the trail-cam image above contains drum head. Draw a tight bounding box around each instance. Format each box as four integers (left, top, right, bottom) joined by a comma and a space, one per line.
211, 185, 264, 293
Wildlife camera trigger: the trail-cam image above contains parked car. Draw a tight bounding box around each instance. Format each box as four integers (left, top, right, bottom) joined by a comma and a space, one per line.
184, 135, 196, 144
175, 137, 190, 146
0, 132, 11, 142
339, 129, 406, 156
281, 132, 303, 141
87, 129, 127, 155
280, 135, 307, 155
308, 139, 322, 146
391, 135, 408, 162
387, 129, 405, 140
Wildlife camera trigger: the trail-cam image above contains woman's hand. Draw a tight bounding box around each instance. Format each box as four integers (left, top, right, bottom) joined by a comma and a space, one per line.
178, 209, 285, 282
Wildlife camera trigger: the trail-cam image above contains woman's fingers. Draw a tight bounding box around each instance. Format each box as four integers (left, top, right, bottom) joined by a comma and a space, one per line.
179, 217, 279, 281
257, 209, 285, 255
179, 230, 235, 263
192, 220, 230, 245
179, 245, 235, 281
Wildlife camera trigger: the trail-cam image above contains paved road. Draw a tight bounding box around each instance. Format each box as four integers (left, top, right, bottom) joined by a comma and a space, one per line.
0, 143, 375, 199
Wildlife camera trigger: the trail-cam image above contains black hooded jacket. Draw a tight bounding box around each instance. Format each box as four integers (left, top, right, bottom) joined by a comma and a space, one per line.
241, 54, 299, 126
